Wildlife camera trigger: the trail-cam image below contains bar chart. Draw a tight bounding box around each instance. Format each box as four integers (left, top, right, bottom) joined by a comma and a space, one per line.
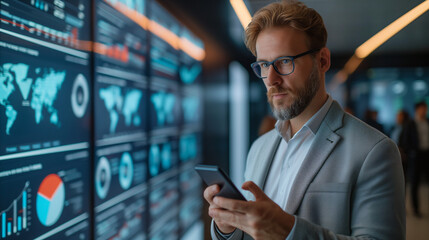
1, 181, 30, 238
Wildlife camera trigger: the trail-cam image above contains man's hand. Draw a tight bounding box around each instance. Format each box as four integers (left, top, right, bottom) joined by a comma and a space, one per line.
210, 181, 295, 240
204, 184, 237, 234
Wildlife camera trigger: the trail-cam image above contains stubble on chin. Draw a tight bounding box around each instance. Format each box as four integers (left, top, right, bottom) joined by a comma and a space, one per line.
267, 87, 293, 120
267, 64, 320, 121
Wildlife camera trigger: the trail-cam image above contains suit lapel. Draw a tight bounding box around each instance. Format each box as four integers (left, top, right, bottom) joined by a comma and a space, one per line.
256, 135, 281, 190
285, 101, 344, 214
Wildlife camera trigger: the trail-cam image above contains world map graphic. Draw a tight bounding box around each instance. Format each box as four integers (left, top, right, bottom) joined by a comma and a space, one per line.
0, 63, 65, 135
99, 86, 143, 133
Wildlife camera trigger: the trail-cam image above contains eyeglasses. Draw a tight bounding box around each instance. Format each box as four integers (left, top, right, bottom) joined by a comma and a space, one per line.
250, 49, 320, 79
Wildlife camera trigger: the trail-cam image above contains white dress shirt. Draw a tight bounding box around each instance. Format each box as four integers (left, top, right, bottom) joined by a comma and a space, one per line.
265, 96, 333, 209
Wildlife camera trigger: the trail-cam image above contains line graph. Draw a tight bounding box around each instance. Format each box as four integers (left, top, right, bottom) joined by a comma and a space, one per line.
1, 182, 31, 238
0, 1, 205, 60
0, 17, 91, 52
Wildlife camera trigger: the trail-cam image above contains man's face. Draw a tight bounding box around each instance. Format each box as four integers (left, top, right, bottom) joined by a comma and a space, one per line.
417, 105, 428, 119
396, 112, 404, 124
255, 26, 321, 121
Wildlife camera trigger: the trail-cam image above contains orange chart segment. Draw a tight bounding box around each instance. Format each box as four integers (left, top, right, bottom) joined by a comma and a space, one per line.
38, 174, 63, 200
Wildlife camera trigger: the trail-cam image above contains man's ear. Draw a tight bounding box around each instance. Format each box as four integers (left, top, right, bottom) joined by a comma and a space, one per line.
319, 47, 331, 73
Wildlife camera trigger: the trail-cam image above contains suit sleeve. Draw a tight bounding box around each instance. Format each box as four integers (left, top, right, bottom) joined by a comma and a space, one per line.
210, 221, 244, 240
289, 137, 406, 240
210, 138, 261, 240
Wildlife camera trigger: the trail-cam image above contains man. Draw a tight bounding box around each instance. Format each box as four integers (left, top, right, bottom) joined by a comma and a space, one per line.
390, 110, 417, 179
410, 101, 429, 217
204, 1, 405, 239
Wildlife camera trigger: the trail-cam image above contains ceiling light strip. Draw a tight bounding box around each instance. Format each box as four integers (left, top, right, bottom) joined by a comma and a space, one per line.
230, 0, 252, 29
355, 0, 429, 58
333, 0, 429, 87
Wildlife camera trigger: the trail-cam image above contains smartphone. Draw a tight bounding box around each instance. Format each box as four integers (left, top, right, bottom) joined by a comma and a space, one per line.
194, 164, 246, 201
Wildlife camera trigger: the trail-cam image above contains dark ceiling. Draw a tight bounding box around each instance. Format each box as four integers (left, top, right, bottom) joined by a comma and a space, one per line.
160, 0, 429, 70
158, 0, 253, 69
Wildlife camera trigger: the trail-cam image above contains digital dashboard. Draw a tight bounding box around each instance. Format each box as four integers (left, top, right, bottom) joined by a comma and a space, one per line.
0, 0, 204, 239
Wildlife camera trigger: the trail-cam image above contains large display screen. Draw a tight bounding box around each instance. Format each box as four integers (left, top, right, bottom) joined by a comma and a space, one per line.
0, 0, 204, 239
93, 0, 149, 239
94, 141, 148, 240
178, 27, 204, 238
0, 0, 91, 239
149, 1, 180, 83
0, 151, 91, 239
0, 0, 91, 155
94, 0, 148, 144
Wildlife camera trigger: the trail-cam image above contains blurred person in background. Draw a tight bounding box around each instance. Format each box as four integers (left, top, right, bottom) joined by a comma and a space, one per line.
343, 106, 354, 116
410, 101, 429, 217
258, 115, 277, 136
364, 109, 384, 134
203, 0, 405, 239
390, 110, 418, 180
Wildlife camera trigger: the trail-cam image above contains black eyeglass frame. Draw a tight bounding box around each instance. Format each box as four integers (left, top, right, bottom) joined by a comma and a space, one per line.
250, 48, 321, 79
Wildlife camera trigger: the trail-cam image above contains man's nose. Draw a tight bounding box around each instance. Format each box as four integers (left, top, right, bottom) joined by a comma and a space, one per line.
265, 65, 282, 86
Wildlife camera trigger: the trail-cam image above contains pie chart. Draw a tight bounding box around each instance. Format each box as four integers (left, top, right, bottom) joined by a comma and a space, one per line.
36, 174, 65, 226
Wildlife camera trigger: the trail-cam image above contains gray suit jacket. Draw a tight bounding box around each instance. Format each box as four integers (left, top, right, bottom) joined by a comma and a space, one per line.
211, 101, 405, 240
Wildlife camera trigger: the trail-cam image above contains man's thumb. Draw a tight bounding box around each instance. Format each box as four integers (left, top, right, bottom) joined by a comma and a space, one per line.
242, 181, 269, 201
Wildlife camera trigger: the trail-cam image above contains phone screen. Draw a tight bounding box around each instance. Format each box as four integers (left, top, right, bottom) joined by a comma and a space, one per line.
195, 164, 246, 201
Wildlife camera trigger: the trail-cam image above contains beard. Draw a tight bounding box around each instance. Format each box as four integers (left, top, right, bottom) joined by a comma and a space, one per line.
268, 63, 320, 121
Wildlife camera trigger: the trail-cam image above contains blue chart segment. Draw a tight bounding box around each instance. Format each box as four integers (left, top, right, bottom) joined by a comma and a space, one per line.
36, 174, 65, 227
1, 182, 30, 238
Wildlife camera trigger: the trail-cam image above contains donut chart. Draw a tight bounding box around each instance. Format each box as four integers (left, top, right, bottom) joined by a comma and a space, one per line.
95, 157, 111, 199
71, 74, 89, 118
119, 152, 134, 190
149, 145, 161, 176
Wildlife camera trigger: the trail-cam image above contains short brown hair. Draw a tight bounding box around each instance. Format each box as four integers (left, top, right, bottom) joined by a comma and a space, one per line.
245, 0, 327, 56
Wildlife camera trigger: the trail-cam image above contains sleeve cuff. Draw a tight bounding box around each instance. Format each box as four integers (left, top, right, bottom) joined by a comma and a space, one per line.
285, 215, 297, 240
211, 221, 243, 240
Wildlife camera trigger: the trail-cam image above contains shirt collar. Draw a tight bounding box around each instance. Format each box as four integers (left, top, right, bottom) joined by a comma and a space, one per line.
275, 95, 333, 139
